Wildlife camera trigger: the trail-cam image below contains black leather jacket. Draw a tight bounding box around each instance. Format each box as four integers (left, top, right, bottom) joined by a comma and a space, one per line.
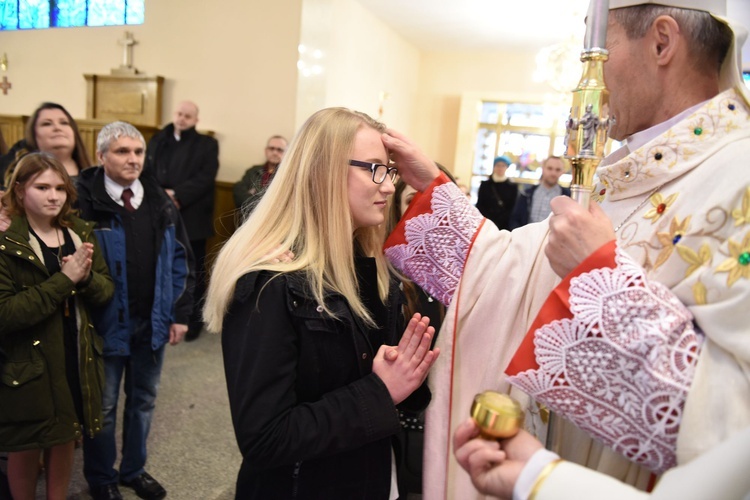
222, 261, 428, 499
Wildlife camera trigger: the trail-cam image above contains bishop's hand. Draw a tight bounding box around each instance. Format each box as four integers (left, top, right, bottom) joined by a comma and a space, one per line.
546, 196, 615, 278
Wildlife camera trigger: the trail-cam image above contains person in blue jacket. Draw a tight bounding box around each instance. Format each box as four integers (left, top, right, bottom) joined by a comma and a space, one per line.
76, 121, 194, 500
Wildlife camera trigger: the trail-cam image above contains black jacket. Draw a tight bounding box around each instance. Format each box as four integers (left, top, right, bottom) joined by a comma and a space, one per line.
475, 178, 518, 230
144, 125, 219, 241
232, 163, 274, 210
222, 263, 428, 499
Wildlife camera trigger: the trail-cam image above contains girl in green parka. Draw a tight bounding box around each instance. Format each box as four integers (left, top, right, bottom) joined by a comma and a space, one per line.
0, 153, 114, 500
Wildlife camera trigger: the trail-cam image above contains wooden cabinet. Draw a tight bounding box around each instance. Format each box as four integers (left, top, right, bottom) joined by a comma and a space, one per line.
84, 74, 164, 127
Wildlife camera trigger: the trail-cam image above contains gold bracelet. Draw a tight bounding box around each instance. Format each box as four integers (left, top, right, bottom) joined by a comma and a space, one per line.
529, 459, 563, 500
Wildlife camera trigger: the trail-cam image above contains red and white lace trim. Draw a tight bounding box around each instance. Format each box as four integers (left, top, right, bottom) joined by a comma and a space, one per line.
385, 182, 483, 306
509, 246, 703, 473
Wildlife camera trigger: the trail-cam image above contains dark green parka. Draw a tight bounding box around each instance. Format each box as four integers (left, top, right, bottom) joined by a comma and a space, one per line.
0, 215, 114, 451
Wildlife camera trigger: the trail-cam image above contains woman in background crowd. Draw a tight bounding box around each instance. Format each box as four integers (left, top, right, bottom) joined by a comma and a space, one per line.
1, 102, 92, 189
0, 153, 113, 500
475, 155, 518, 230
204, 107, 439, 499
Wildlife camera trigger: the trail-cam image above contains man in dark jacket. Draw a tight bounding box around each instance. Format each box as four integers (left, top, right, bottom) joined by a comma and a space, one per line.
78, 121, 195, 500
144, 101, 217, 340
232, 134, 287, 211
509, 156, 571, 229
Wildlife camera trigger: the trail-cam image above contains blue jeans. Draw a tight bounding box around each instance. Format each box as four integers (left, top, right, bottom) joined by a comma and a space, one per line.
83, 318, 166, 486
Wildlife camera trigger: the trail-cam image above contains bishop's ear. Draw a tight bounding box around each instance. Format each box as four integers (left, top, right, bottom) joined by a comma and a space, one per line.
650, 15, 681, 66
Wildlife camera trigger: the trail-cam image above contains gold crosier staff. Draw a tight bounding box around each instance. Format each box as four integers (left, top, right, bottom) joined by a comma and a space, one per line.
544, 0, 611, 451
470, 0, 612, 442
566, 0, 611, 208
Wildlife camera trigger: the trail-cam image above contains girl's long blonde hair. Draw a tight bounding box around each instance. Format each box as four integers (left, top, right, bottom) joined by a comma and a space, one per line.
204, 108, 391, 333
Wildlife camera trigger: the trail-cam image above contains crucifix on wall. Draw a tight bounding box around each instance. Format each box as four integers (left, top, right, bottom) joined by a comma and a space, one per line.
113, 31, 139, 75
0, 76, 11, 95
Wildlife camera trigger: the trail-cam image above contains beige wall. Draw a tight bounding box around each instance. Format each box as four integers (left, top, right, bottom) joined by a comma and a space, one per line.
21, 1, 738, 187
1, 0, 426, 181
296, 0, 420, 132
1, 0, 302, 182
414, 50, 555, 181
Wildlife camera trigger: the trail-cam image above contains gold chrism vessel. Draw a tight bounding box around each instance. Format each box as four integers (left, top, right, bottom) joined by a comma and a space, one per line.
470, 391, 524, 440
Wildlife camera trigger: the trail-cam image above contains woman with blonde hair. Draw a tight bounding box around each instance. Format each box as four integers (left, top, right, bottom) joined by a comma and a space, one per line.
204, 107, 439, 499
0, 152, 113, 500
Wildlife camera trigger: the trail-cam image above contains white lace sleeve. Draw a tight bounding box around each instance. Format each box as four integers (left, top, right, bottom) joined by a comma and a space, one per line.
508, 245, 704, 473
385, 182, 484, 306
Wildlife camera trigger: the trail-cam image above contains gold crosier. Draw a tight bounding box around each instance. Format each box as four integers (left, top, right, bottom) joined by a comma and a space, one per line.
470, 0, 611, 441
566, 0, 611, 208
546, 0, 611, 450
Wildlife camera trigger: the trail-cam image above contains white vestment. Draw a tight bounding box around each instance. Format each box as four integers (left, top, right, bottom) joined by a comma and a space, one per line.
385, 87, 750, 499
534, 426, 750, 500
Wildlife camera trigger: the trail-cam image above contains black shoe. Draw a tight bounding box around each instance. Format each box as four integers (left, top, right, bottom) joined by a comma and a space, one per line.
185, 322, 203, 342
89, 483, 123, 500
120, 472, 166, 500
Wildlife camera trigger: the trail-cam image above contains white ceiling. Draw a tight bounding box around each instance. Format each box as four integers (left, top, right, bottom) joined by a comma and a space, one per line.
352, 0, 750, 62
352, 0, 591, 52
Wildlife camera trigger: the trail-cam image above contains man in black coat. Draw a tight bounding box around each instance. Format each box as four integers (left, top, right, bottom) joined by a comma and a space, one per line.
144, 101, 218, 341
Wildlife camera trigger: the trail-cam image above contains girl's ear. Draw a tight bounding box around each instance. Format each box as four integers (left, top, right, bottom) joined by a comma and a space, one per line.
14, 182, 24, 201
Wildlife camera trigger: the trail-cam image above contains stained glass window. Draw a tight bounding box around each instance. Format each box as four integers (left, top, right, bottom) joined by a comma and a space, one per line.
0, 0, 144, 30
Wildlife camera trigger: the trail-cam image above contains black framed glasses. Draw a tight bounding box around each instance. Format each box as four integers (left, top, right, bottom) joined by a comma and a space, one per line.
349, 160, 398, 184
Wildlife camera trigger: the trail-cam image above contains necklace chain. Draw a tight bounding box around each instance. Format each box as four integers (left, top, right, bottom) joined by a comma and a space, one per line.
613, 184, 665, 233
54, 228, 71, 317
55, 229, 63, 268
28, 223, 65, 268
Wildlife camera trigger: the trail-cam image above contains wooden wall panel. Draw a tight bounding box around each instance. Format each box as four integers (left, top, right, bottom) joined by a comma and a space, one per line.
206, 181, 239, 273
0, 114, 28, 148
0, 114, 159, 163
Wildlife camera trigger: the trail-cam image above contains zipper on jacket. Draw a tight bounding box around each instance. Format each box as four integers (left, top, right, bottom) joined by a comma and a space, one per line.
4, 236, 48, 274
79, 321, 97, 438
33, 340, 60, 423
4, 236, 34, 252
291, 460, 302, 498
